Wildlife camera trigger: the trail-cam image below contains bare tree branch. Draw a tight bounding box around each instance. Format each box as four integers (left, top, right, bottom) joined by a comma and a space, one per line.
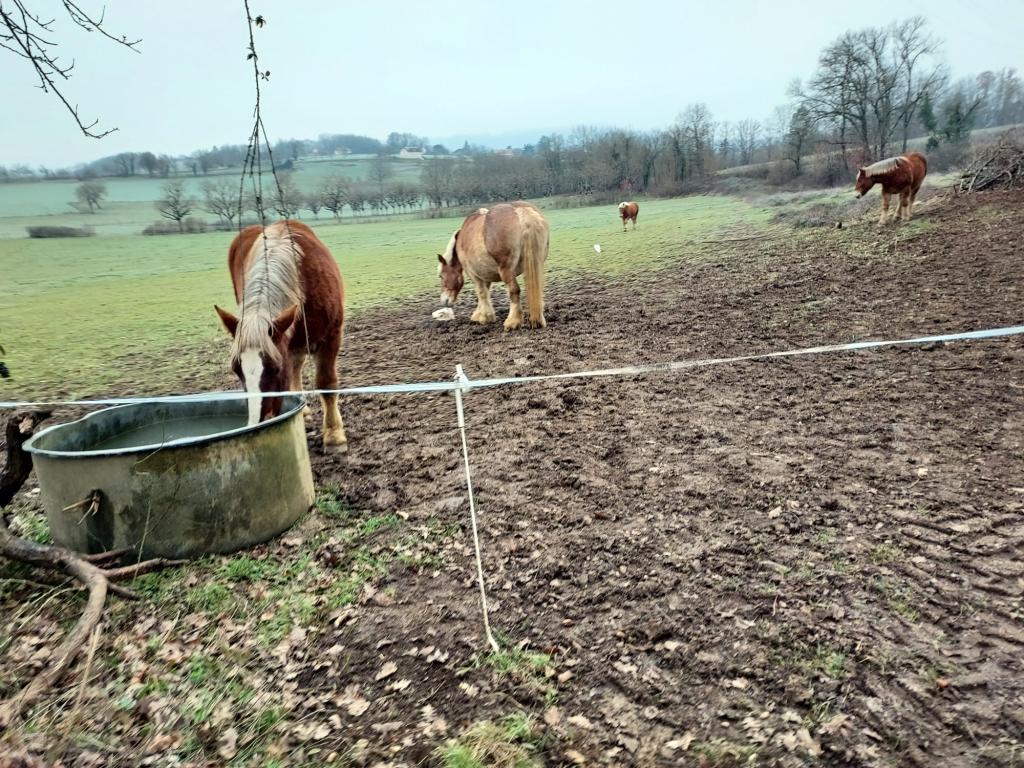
0, 0, 139, 138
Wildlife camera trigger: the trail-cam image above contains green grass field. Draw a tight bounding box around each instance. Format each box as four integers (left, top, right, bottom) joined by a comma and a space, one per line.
0, 196, 770, 400
0, 157, 426, 238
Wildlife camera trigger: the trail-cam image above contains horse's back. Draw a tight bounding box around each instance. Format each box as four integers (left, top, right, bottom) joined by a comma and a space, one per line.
227, 224, 264, 302
284, 220, 344, 338
227, 220, 344, 343
906, 152, 928, 187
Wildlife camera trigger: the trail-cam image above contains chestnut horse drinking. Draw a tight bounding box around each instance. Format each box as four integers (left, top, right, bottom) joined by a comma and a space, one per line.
437, 201, 549, 330
618, 201, 639, 231
854, 152, 928, 224
214, 220, 346, 451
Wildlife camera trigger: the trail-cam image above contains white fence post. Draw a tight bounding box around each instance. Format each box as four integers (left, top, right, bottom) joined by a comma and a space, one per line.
454, 364, 500, 652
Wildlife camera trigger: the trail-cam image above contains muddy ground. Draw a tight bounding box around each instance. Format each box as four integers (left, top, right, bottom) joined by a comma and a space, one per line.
318, 189, 1023, 766
3, 189, 1023, 767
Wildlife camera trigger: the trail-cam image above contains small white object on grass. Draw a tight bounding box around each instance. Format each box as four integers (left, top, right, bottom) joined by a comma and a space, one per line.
432, 307, 455, 322
593, 243, 602, 253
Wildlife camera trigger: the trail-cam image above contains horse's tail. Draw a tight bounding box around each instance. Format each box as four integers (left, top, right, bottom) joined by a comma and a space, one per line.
519, 209, 548, 328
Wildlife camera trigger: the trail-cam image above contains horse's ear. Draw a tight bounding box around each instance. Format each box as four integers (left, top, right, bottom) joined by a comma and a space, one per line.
271, 304, 299, 342
215, 305, 239, 337
437, 254, 446, 266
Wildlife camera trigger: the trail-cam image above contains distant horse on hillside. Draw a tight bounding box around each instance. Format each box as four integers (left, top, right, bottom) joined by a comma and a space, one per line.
437, 202, 549, 330
618, 201, 639, 231
214, 220, 347, 451
854, 152, 928, 225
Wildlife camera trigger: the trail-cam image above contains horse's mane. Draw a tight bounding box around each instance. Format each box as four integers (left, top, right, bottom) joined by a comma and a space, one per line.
234, 221, 304, 362
440, 231, 458, 267
863, 157, 901, 177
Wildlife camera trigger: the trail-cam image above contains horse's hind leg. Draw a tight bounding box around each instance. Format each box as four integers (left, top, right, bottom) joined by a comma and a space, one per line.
499, 266, 523, 331
469, 278, 496, 324
899, 189, 912, 221
878, 192, 891, 225
315, 337, 346, 451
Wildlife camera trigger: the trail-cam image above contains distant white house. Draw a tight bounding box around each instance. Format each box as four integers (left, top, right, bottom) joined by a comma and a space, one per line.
397, 147, 426, 159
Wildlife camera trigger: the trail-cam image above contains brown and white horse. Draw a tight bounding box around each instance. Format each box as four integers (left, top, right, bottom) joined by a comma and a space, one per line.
437, 201, 548, 330
214, 220, 347, 450
854, 152, 928, 224
618, 201, 639, 231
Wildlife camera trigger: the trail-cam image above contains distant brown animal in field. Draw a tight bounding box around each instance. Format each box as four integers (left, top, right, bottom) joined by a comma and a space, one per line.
437, 202, 548, 330
214, 220, 347, 451
618, 201, 639, 231
854, 152, 928, 225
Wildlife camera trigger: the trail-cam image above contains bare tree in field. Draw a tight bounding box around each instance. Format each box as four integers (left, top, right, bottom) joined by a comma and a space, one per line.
272, 173, 303, 218
74, 181, 106, 213
799, 17, 944, 162
115, 152, 137, 177
735, 119, 761, 165
368, 153, 394, 199
0, 2, 140, 138
319, 176, 350, 219
786, 105, 816, 174
201, 180, 242, 227
420, 157, 454, 208
305, 191, 323, 218
892, 17, 945, 152
156, 181, 194, 232
139, 151, 159, 176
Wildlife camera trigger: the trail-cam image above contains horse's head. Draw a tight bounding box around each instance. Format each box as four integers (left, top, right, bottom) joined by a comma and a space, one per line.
854, 168, 874, 198
215, 303, 300, 426
437, 230, 464, 307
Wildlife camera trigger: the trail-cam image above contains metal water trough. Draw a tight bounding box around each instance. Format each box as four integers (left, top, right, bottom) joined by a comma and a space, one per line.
24, 395, 314, 559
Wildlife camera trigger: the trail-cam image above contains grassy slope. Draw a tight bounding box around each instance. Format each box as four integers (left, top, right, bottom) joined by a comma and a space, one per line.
0, 196, 768, 399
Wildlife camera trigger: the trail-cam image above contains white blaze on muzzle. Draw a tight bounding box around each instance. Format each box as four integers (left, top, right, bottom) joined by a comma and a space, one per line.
240, 349, 263, 426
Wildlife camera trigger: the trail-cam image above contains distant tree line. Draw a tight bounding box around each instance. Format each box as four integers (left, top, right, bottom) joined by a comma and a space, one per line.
7, 16, 1022, 210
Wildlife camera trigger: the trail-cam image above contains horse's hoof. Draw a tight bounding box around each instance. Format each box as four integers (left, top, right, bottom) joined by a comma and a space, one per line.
323, 439, 348, 454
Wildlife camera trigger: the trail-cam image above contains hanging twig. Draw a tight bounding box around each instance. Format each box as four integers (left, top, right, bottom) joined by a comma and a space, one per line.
0, 0, 140, 138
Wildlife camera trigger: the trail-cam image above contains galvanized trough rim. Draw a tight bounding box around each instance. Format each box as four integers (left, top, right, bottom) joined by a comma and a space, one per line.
25, 394, 306, 459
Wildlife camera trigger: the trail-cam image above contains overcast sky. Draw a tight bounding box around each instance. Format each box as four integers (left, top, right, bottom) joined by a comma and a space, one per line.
2, 0, 1021, 167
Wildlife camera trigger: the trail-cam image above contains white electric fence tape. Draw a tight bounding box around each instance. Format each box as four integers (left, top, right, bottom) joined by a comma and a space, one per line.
3, 324, 1022, 410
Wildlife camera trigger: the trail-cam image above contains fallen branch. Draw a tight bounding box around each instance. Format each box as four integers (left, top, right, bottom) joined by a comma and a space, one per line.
701, 234, 773, 244
0, 411, 184, 729
958, 135, 1024, 193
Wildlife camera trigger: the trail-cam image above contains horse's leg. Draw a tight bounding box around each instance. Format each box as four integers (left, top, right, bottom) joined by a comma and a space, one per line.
315, 336, 346, 451
897, 190, 913, 222
622, 217, 627, 232
289, 351, 312, 418
878, 191, 891, 225
469, 278, 496, 324
907, 187, 919, 220
632, 215, 637, 230
499, 266, 523, 331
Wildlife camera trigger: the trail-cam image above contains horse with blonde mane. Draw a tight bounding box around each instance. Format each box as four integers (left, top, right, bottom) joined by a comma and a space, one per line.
854, 152, 928, 225
437, 201, 549, 330
618, 201, 639, 231
214, 220, 347, 451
